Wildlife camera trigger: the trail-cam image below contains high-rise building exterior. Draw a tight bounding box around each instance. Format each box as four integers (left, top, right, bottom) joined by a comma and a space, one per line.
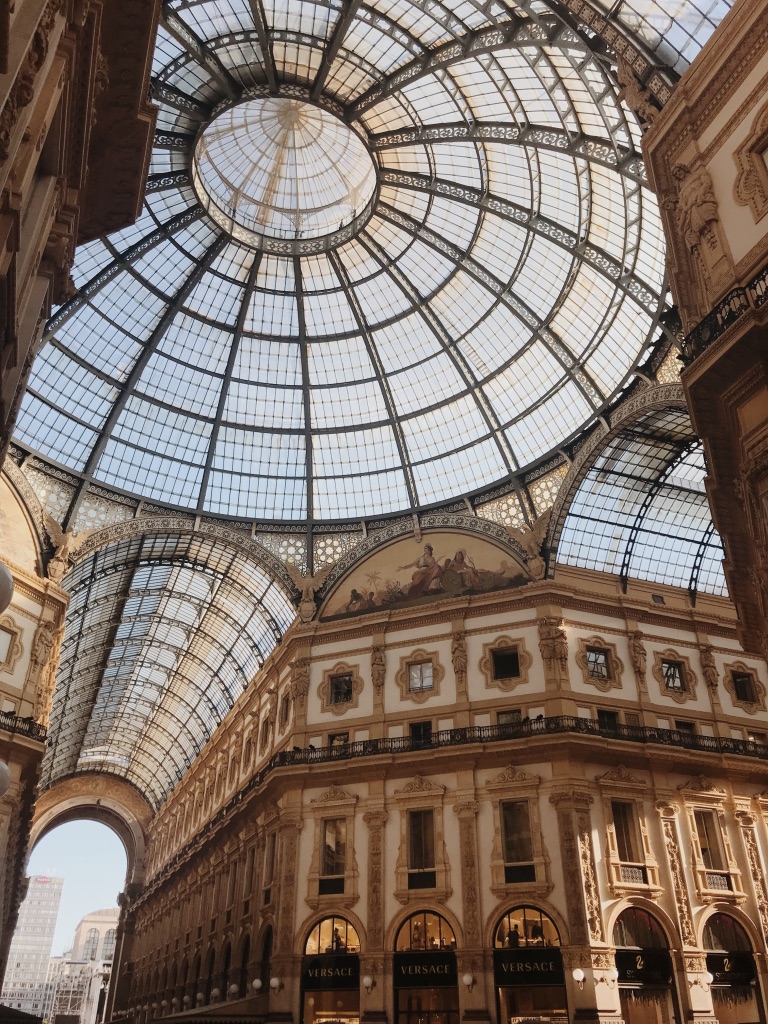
0, 875, 63, 1016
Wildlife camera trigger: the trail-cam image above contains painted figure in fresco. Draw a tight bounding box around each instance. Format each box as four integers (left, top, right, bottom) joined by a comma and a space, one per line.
399, 543, 444, 597
345, 588, 368, 613
446, 548, 482, 590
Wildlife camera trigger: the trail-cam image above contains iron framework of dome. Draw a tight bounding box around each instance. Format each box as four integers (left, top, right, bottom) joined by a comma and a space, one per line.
14, 0, 716, 529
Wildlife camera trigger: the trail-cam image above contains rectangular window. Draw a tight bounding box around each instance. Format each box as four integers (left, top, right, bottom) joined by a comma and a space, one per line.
320, 819, 346, 894
329, 673, 353, 704
611, 801, 640, 862
410, 721, 432, 745
329, 731, 349, 747
662, 659, 686, 692
500, 800, 535, 882
597, 708, 619, 730
694, 809, 725, 871
733, 672, 756, 703
747, 730, 768, 745
226, 861, 238, 907
492, 648, 520, 679
244, 847, 255, 897
279, 694, 290, 727
587, 647, 611, 680
674, 719, 696, 735
408, 661, 433, 692
498, 709, 522, 727
408, 809, 436, 888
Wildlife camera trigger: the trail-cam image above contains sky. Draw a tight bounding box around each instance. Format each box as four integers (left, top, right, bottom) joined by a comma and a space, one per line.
27, 821, 127, 956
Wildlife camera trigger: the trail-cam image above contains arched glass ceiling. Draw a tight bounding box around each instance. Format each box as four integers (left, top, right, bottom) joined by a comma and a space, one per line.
590, 0, 733, 74
14, 0, 677, 525
555, 407, 726, 597
41, 533, 295, 809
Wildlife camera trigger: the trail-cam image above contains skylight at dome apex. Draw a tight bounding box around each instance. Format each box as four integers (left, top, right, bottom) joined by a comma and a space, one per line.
15, 0, 697, 525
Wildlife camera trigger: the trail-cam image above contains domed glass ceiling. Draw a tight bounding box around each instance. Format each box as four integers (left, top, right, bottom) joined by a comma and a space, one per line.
16, 0, 728, 526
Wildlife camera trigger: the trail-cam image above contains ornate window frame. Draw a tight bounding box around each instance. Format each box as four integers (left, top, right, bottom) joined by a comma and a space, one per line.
596, 765, 662, 897
652, 648, 698, 704
479, 635, 532, 692
486, 766, 552, 899
318, 662, 364, 716
723, 661, 766, 714
679, 779, 745, 905
305, 784, 359, 911
0, 615, 23, 674
392, 776, 451, 904
395, 649, 444, 705
575, 635, 624, 692
734, 99, 768, 222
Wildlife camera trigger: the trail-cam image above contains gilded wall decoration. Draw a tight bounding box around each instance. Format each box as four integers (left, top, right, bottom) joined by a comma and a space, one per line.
549, 793, 590, 945
479, 635, 532, 692
577, 812, 604, 943
321, 530, 530, 619
574, 635, 624, 692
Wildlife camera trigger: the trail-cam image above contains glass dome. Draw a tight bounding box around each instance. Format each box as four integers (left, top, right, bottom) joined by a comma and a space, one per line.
16, 0, 722, 527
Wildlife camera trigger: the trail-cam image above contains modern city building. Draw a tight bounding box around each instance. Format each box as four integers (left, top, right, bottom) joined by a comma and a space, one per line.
0, 877, 63, 1017
0, 2, 767, 1024
70, 912, 119, 966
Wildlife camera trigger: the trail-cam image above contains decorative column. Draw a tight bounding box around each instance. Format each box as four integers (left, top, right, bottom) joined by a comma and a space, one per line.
289, 653, 311, 743
735, 807, 768, 945
108, 883, 143, 1019
269, 810, 303, 1023
453, 798, 490, 1024
549, 789, 617, 1024
451, 622, 469, 717
362, 807, 388, 1024
656, 803, 717, 1024
698, 642, 728, 737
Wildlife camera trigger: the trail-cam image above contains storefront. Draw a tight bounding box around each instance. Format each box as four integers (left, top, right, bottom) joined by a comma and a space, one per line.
493, 906, 568, 1022
394, 911, 458, 1024
613, 907, 680, 1024
704, 913, 763, 1024
301, 916, 360, 1024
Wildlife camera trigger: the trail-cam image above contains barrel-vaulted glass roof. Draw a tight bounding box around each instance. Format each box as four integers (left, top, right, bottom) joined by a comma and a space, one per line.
555, 406, 726, 597
13, 0, 694, 526
41, 532, 295, 809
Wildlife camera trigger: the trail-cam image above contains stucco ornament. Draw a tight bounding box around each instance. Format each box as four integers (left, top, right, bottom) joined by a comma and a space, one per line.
505, 506, 552, 580
43, 512, 94, 582
286, 563, 333, 622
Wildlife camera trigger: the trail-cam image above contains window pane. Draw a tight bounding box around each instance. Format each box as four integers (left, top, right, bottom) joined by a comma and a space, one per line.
409, 662, 433, 691
502, 801, 533, 863
612, 801, 638, 862
587, 647, 610, 679
492, 649, 520, 679
733, 673, 755, 702
330, 674, 353, 703
695, 809, 724, 870
663, 660, 685, 691
322, 819, 346, 876
408, 809, 435, 869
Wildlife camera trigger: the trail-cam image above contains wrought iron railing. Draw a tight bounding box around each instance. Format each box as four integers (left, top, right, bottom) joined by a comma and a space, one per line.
144, 715, 768, 895
0, 709, 46, 741
681, 262, 768, 363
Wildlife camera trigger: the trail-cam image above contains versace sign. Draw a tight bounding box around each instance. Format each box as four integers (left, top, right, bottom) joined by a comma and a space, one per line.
393, 952, 457, 988
493, 948, 565, 987
301, 955, 360, 990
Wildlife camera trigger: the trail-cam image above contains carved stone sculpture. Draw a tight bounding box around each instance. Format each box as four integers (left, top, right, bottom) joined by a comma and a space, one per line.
538, 616, 567, 672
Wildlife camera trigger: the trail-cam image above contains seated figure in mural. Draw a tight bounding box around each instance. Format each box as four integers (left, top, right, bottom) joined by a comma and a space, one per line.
399, 544, 444, 597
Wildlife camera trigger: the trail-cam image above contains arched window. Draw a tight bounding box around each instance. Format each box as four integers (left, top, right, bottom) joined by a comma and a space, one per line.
82, 928, 99, 960
221, 944, 231, 993
259, 927, 273, 986
102, 928, 117, 960
305, 916, 360, 955
703, 913, 752, 952
204, 947, 216, 1002
613, 907, 668, 949
494, 906, 560, 948
395, 911, 455, 951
